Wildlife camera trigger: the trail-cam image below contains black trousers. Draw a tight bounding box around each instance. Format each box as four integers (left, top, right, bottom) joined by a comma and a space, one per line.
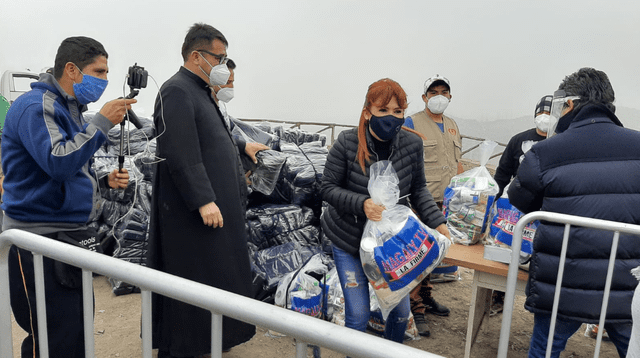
9, 242, 86, 358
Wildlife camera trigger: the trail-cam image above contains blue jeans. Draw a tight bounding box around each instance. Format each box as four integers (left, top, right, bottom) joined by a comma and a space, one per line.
332, 245, 410, 343
529, 313, 632, 358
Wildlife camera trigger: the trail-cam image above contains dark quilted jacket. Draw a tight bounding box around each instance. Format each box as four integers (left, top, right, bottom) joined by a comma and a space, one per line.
508, 104, 640, 323
320, 127, 446, 256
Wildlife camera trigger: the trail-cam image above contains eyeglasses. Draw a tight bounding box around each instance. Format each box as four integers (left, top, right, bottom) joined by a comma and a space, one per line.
196, 49, 227, 65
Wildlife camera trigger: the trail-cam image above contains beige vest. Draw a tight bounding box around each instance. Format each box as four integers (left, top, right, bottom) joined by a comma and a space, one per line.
409, 111, 462, 202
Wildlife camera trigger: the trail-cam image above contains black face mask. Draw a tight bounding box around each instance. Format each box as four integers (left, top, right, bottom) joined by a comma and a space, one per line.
369, 114, 404, 141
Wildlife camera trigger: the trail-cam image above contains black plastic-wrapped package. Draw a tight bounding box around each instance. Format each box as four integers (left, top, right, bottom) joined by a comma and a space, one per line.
250, 150, 288, 195
253, 241, 322, 291
246, 204, 317, 249
230, 118, 279, 150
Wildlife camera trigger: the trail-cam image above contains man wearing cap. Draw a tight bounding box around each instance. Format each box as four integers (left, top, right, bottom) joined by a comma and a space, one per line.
494, 95, 552, 199
404, 74, 462, 336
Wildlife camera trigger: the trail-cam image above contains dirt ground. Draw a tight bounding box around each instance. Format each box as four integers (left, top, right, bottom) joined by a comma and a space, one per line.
10, 268, 619, 358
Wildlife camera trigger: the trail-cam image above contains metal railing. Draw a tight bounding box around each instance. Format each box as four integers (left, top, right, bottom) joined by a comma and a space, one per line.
498, 211, 640, 358
238, 118, 356, 146
0, 229, 444, 358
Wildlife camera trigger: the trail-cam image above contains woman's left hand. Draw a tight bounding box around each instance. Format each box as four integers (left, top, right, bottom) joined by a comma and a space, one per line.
364, 198, 385, 221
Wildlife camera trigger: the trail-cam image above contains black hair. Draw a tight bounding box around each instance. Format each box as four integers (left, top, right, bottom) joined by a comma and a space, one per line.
226, 58, 236, 70
559, 67, 616, 113
53, 37, 108, 80
181, 23, 228, 61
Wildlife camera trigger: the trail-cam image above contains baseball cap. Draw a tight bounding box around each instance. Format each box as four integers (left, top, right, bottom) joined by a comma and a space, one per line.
423, 74, 450, 94
534, 95, 553, 117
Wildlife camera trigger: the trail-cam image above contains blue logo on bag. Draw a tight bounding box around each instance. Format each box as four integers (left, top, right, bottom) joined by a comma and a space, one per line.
291, 293, 322, 317
373, 216, 440, 291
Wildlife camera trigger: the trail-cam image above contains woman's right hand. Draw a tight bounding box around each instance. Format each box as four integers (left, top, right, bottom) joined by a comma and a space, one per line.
364, 198, 385, 221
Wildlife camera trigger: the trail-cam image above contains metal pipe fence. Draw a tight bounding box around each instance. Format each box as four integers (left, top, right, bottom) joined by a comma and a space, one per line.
0, 229, 444, 358
498, 211, 640, 358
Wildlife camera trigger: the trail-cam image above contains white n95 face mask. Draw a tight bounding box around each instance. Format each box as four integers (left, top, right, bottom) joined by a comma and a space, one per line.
427, 95, 450, 114
216, 87, 234, 103
534, 114, 551, 133
208, 63, 230, 86
198, 52, 231, 86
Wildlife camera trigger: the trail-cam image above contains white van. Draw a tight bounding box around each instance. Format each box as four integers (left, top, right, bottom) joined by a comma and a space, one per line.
0, 70, 39, 104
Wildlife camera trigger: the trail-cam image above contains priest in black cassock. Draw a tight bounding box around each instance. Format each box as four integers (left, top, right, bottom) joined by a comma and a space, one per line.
147, 23, 266, 358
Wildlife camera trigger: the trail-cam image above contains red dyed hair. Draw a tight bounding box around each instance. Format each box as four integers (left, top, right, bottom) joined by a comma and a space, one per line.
356, 78, 425, 174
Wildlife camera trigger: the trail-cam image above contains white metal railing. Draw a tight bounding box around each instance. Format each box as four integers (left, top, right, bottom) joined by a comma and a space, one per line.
498, 211, 640, 358
0, 229, 444, 358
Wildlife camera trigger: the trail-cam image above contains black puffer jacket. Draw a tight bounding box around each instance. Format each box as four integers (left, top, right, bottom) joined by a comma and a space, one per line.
321, 127, 446, 256
509, 104, 640, 323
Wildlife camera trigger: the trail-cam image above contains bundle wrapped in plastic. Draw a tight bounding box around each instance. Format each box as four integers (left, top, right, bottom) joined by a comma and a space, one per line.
246, 204, 318, 249
247, 121, 327, 147
93, 148, 117, 179
132, 142, 157, 181
252, 241, 323, 291
106, 116, 156, 155
230, 118, 279, 150
274, 141, 327, 210
249, 150, 287, 195
279, 127, 327, 147
443, 140, 499, 245
360, 161, 450, 318
486, 185, 537, 261
280, 141, 327, 181
109, 207, 149, 295
275, 254, 331, 318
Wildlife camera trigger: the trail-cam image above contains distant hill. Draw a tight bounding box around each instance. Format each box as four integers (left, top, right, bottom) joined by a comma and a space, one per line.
454, 106, 640, 148
453, 106, 640, 166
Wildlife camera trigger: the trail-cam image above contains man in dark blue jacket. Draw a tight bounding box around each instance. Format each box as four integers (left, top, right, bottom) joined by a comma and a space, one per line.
508, 67, 640, 358
2, 36, 135, 357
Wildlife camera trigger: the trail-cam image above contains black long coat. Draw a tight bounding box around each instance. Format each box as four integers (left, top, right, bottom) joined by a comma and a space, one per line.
509, 104, 640, 323
147, 67, 255, 355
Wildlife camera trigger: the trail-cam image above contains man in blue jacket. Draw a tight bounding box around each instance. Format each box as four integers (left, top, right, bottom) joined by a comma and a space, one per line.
508, 67, 640, 358
2, 36, 135, 357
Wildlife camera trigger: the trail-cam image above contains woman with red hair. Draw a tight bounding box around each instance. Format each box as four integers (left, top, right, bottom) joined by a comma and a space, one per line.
321, 78, 451, 345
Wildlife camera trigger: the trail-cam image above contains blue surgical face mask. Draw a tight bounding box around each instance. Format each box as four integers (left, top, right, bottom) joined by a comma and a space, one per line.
72, 65, 108, 105
369, 114, 404, 141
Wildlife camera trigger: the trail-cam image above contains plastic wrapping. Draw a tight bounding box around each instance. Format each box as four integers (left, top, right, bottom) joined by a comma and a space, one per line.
250, 150, 287, 195
360, 161, 451, 319
230, 118, 279, 150
486, 182, 537, 261
132, 143, 157, 181
252, 241, 323, 291
107, 116, 156, 155
260, 141, 327, 211
246, 204, 318, 249
443, 140, 499, 245
275, 254, 330, 317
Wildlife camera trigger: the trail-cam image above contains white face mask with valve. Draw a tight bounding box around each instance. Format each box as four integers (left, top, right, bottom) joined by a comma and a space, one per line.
534, 114, 551, 133
427, 95, 450, 114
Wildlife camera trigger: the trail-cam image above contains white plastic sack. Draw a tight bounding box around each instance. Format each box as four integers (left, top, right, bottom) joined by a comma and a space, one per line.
275, 254, 328, 318
443, 140, 499, 245
486, 182, 537, 260
360, 161, 450, 319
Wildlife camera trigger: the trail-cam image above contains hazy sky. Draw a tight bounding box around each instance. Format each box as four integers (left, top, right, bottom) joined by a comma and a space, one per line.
1, 0, 639, 126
